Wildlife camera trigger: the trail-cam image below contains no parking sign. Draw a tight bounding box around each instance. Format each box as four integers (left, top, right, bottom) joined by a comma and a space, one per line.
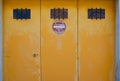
52, 20, 66, 34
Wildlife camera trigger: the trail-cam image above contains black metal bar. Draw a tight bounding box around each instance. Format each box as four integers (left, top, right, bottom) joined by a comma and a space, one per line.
88, 8, 105, 19
50, 8, 68, 19
13, 8, 31, 20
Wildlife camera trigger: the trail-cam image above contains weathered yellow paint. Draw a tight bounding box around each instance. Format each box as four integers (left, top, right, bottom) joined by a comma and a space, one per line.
3, 0, 116, 81
78, 0, 116, 81
41, 0, 77, 81
3, 0, 41, 81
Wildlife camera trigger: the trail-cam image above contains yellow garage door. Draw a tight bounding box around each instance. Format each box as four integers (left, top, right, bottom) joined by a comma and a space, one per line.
78, 0, 116, 81
3, 0, 116, 81
3, 0, 41, 81
41, 0, 77, 81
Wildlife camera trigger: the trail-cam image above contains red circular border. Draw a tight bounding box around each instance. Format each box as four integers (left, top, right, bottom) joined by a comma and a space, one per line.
52, 20, 66, 34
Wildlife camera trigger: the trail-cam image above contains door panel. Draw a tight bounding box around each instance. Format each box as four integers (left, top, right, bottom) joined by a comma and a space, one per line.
3, 0, 116, 81
41, 0, 77, 81
3, 0, 41, 81
78, 0, 116, 81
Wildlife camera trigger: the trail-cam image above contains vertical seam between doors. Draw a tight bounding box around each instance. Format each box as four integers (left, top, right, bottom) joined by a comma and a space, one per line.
76, 0, 79, 81
40, 0, 42, 81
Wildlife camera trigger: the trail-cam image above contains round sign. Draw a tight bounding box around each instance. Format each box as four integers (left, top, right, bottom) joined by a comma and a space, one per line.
52, 20, 66, 34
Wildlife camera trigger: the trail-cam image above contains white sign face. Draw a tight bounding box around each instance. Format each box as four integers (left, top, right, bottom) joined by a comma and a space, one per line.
52, 20, 66, 34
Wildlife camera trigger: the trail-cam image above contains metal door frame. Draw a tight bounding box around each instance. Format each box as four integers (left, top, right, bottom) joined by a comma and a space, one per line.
116, 0, 120, 81
0, 0, 119, 81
